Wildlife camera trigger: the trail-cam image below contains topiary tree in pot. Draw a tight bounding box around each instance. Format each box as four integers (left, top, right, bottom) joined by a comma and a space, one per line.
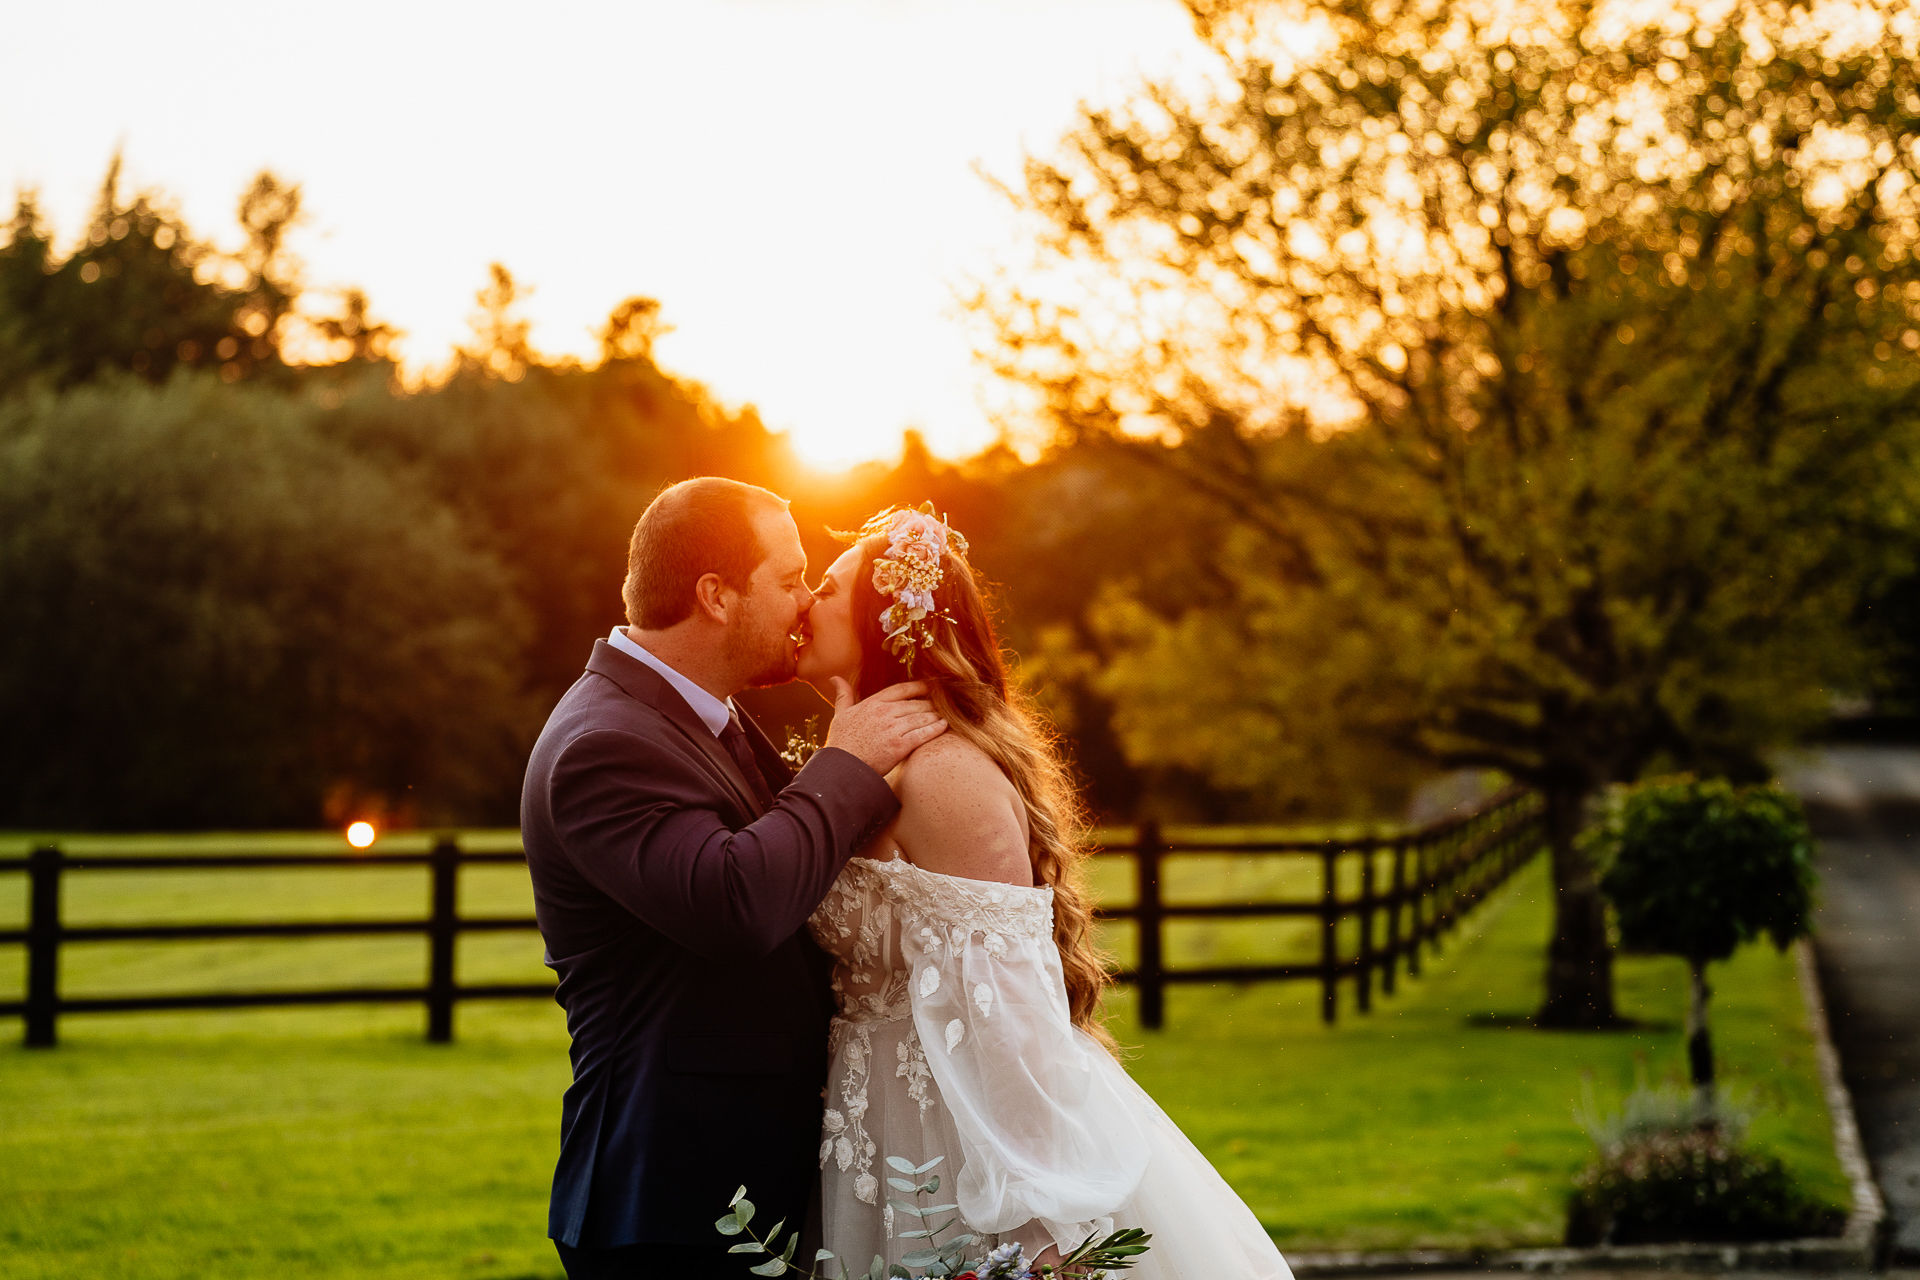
1593, 778, 1817, 1121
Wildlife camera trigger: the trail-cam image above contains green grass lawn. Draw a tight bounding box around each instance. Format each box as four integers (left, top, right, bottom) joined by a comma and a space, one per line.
0, 844, 1848, 1279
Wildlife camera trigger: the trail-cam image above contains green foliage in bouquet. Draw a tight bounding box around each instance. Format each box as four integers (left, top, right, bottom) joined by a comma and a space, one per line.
717, 1155, 1150, 1280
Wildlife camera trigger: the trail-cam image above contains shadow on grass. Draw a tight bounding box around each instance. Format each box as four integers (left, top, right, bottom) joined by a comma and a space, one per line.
1463, 1011, 1677, 1032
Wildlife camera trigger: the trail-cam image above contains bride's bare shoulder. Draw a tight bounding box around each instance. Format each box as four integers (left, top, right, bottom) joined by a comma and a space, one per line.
891, 734, 1032, 886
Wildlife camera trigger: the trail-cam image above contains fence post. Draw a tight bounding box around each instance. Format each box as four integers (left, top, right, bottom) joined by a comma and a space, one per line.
1320, 847, 1339, 1025
25, 845, 62, 1049
1356, 850, 1375, 1014
1383, 842, 1405, 996
1135, 821, 1165, 1031
426, 837, 460, 1044
1406, 842, 1424, 978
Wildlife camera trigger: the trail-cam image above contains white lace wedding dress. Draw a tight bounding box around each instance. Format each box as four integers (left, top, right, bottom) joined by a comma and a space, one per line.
807, 856, 1293, 1280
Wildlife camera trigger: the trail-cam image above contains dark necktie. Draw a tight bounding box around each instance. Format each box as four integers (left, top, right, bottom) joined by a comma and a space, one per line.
721, 710, 777, 812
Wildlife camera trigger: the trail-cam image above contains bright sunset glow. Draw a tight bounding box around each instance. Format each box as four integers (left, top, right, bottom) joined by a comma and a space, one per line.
0, 0, 1201, 468
346, 822, 377, 849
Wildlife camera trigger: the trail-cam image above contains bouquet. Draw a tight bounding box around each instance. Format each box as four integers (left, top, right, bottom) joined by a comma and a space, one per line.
717, 1155, 1150, 1280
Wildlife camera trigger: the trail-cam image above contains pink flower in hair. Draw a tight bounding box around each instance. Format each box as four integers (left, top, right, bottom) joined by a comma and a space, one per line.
887, 510, 948, 550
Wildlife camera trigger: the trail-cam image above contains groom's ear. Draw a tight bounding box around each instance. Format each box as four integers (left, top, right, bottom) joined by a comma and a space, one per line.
692, 571, 733, 624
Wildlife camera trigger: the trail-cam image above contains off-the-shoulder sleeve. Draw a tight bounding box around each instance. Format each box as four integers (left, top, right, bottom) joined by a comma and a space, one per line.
897, 891, 1150, 1253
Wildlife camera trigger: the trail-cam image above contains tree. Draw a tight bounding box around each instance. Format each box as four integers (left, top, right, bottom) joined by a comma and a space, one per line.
0, 158, 255, 393
306, 287, 402, 365
0, 375, 536, 829
600, 295, 673, 363
459, 262, 540, 380
1593, 777, 1816, 1116
233, 169, 305, 368
980, 0, 1920, 1024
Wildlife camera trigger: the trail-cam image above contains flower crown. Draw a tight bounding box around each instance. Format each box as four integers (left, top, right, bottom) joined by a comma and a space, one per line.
845, 502, 970, 676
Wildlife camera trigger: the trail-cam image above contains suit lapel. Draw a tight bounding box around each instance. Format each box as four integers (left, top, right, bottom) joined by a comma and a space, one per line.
585, 640, 766, 821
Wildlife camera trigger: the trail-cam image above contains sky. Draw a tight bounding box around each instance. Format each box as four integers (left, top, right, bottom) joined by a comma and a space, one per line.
0, 0, 1201, 467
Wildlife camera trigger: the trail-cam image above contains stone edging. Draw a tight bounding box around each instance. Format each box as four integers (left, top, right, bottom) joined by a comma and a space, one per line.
1287, 941, 1885, 1275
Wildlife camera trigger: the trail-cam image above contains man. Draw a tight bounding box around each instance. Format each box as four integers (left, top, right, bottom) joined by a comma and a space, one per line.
523, 477, 945, 1279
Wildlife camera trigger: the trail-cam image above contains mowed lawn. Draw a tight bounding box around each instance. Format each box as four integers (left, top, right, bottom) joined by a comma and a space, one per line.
0, 837, 1849, 1279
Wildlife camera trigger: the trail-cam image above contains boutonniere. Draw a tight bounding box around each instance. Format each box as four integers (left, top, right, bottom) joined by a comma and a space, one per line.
779, 716, 823, 771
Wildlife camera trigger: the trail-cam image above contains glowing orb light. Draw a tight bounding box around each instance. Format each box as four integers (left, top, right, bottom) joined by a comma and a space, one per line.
346, 821, 377, 848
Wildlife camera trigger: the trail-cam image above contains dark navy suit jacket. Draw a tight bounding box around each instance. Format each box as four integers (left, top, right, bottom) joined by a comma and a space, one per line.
523, 639, 899, 1249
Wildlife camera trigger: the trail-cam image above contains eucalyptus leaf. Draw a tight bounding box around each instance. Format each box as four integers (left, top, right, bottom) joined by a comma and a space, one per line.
920, 1175, 941, 1195
897, 1229, 933, 1240
781, 1235, 799, 1263
766, 1219, 786, 1246
888, 1267, 911, 1279
919, 1204, 958, 1214
885, 1156, 921, 1174
748, 1261, 787, 1278
872, 1254, 887, 1280
887, 1199, 927, 1217
900, 1249, 942, 1267
731, 1186, 748, 1207
730, 1242, 768, 1254
913, 1156, 945, 1173
816, 1250, 836, 1262
946, 1234, 976, 1248
734, 1199, 756, 1229
715, 1214, 744, 1236
886, 1177, 919, 1194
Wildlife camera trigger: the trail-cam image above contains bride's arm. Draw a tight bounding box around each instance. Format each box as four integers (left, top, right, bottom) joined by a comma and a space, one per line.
900, 903, 1150, 1253
891, 738, 1150, 1255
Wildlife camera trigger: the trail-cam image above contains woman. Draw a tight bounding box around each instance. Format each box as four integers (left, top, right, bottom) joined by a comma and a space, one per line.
794, 506, 1292, 1280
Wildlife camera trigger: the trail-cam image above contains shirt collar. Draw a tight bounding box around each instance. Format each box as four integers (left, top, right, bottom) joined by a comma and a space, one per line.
606, 627, 734, 738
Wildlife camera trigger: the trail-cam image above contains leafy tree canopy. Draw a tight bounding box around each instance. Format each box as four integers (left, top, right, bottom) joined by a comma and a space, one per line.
979, 0, 1920, 1022
1594, 776, 1817, 963
0, 157, 323, 395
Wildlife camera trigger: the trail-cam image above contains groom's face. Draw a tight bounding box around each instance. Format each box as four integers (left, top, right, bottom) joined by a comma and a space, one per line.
728, 507, 813, 688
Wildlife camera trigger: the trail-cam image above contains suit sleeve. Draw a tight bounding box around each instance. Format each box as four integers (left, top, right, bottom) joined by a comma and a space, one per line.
547, 729, 899, 961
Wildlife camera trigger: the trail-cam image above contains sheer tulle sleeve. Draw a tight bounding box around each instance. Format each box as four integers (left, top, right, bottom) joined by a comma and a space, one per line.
897, 892, 1151, 1253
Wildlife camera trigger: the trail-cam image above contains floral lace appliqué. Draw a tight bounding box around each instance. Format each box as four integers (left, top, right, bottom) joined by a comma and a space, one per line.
896, 1024, 935, 1115
821, 1025, 880, 1203
808, 856, 1055, 1222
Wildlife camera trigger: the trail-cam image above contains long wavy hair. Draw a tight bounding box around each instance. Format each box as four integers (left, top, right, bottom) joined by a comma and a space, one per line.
844, 522, 1113, 1047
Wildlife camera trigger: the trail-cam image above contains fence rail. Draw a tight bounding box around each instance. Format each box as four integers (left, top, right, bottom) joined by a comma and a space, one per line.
1091, 788, 1545, 1028
0, 790, 1545, 1046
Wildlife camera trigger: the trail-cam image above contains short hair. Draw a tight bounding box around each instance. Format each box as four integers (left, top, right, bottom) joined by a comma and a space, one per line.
623, 477, 791, 629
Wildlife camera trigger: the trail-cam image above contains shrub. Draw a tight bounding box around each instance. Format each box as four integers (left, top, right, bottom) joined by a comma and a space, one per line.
1592, 777, 1816, 1113
1565, 1129, 1845, 1246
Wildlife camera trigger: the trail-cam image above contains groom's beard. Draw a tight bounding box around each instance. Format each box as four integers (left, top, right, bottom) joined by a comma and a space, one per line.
729, 611, 797, 688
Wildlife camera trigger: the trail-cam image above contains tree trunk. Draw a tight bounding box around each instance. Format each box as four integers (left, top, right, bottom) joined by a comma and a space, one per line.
1535, 781, 1618, 1027
1687, 957, 1717, 1124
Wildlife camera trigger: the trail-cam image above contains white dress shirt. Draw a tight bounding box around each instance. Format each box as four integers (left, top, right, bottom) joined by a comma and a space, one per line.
606, 627, 734, 738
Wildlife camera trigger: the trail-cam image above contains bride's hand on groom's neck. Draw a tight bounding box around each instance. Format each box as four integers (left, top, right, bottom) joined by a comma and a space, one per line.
822, 677, 947, 776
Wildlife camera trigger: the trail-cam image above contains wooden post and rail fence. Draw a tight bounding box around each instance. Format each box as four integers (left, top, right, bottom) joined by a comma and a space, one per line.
0, 790, 1545, 1047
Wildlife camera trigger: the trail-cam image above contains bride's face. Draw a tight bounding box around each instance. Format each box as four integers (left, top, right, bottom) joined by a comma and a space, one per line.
795, 545, 865, 695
